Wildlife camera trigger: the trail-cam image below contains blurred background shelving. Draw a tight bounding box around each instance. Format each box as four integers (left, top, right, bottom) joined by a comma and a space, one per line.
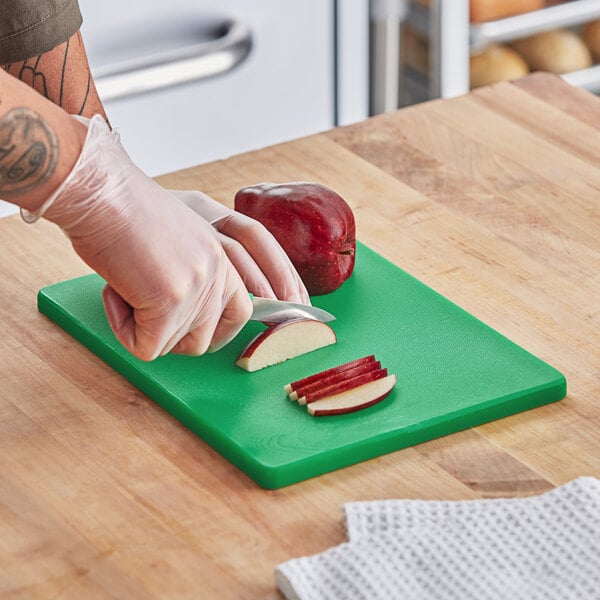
1, 0, 597, 217
371, 0, 600, 113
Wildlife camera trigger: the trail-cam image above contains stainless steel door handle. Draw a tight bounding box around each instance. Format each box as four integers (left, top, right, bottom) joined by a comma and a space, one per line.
94, 20, 252, 102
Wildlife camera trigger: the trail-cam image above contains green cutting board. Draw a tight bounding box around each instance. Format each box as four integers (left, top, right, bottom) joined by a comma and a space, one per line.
37, 242, 566, 489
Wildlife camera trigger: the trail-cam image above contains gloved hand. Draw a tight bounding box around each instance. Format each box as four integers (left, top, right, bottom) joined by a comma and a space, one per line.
25, 115, 252, 361
172, 190, 310, 305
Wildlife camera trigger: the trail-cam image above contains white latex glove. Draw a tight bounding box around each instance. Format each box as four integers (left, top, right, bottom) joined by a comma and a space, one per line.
25, 115, 252, 361
172, 190, 311, 305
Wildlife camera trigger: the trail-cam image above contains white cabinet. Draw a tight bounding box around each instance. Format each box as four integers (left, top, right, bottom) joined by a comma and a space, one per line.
0, 0, 368, 217
79, 0, 337, 176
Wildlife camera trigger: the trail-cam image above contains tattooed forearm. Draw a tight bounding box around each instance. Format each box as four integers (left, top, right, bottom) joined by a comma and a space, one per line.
2, 32, 101, 118
15, 55, 50, 99
0, 108, 58, 196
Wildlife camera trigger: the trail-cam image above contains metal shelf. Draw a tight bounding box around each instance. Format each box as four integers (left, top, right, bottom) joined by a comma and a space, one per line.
408, 0, 600, 49
403, 0, 600, 101
470, 0, 600, 50
562, 64, 600, 93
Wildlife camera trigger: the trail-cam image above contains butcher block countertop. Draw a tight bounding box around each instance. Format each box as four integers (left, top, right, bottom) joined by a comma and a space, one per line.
1, 73, 599, 598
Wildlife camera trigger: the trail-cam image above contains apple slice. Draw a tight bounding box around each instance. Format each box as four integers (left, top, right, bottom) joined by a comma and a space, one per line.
298, 368, 388, 405
235, 319, 336, 372
307, 374, 396, 416
289, 360, 381, 401
284, 355, 375, 395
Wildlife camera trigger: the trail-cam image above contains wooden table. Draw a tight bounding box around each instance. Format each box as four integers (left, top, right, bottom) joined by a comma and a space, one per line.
1, 73, 599, 598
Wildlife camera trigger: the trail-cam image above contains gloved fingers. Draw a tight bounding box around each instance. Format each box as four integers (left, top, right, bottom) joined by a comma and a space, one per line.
167, 320, 216, 357
169, 276, 252, 355
207, 279, 253, 352
102, 285, 165, 361
102, 284, 137, 351
103, 279, 211, 361
172, 189, 310, 304
157, 294, 217, 357
173, 189, 230, 224
158, 314, 206, 357
216, 231, 277, 299
216, 214, 311, 305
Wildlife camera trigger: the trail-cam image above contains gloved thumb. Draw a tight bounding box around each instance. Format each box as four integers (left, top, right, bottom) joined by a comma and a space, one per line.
102, 285, 146, 359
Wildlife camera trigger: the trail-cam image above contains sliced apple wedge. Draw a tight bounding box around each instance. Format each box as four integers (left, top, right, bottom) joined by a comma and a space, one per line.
235, 319, 336, 372
298, 368, 388, 405
290, 360, 381, 401
283, 354, 397, 416
284, 355, 375, 395
307, 374, 396, 416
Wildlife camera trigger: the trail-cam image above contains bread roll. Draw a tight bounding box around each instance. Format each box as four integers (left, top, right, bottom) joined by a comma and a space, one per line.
470, 0, 543, 23
583, 19, 600, 62
470, 44, 529, 88
512, 29, 592, 74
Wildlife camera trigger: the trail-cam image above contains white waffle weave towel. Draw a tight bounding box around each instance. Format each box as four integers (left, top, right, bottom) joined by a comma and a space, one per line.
275, 477, 600, 600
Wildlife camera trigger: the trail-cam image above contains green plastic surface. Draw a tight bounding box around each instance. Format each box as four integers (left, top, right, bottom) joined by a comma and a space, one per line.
37, 242, 566, 489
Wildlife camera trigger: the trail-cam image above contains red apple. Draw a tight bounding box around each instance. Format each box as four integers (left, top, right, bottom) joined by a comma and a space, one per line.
235, 319, 336, 372
284, 355, 375, 395
234, 182, 356, 295
298, 367, 388, 405
307, 374, 397, 416
290, 360, 382, 401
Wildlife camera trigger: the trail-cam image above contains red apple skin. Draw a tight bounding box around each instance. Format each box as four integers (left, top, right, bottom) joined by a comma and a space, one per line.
234, 182, 356, 295
300, 368, 388, 404
285, 354, 376, 395
292, 360, 381, 401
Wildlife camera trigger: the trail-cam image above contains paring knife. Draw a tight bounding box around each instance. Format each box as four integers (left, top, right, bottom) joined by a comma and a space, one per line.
250, 296, 335, 323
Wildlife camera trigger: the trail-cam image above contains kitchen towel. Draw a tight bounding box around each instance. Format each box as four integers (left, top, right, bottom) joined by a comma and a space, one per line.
275, 477, 600, 600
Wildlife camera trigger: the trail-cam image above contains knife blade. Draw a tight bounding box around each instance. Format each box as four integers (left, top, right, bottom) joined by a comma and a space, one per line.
250, 296, 335, 323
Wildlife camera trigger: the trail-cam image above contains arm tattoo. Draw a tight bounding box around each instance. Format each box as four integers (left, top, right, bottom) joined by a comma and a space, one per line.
59, 38, 69, 107
0, 108, 58, 196
4, 33, 92, 115
18, 55, 49, 99
79, 72, 91, 115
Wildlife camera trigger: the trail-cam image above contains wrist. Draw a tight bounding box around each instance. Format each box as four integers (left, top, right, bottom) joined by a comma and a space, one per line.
23, 115, 111, 229
15, 112, 87, 216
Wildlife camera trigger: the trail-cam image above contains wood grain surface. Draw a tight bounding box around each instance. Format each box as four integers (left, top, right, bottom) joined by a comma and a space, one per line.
1, 73, 599, 598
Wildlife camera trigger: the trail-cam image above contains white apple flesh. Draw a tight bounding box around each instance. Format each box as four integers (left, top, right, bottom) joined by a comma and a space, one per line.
284, 355, 375, 395
307, 374, 396, 416
235, 319, 336, 372
290, 360, 382, 402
